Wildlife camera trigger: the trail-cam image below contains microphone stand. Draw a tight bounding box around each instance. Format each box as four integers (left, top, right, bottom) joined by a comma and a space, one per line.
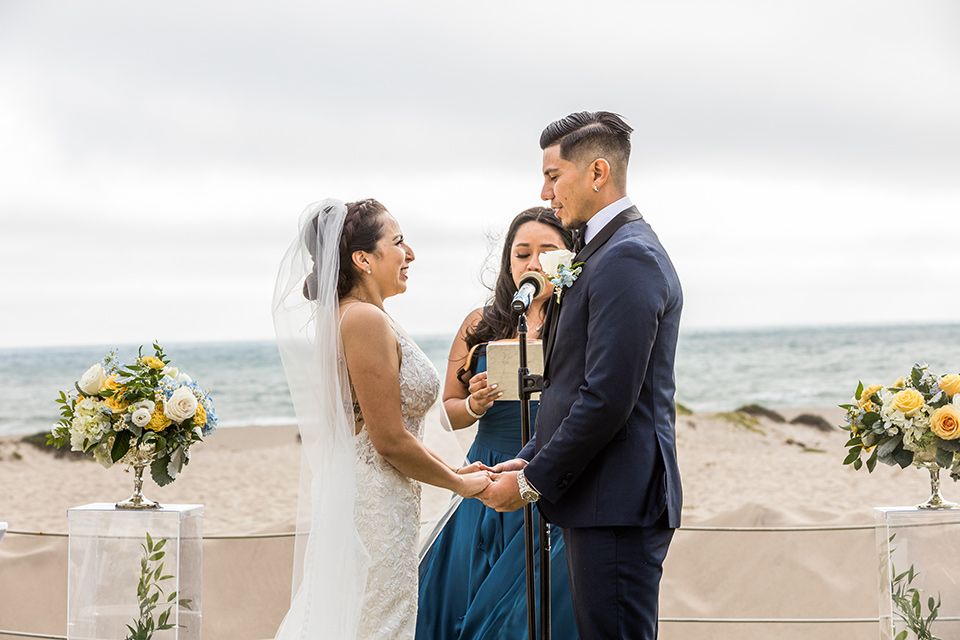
517, 312, 550, 640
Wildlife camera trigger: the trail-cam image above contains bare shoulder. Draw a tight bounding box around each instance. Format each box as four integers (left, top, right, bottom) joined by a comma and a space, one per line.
339, 303, 394, 345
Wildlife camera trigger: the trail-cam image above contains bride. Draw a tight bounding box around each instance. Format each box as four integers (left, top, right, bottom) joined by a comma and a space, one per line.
272, 198, 492, 639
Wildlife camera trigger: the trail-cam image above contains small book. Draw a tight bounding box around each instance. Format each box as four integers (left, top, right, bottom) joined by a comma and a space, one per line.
484, 339, 543, 402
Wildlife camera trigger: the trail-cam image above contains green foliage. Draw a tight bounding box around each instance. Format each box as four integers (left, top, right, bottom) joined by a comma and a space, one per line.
125, 532, 192, 640
46, 342, 214, 482
715, 411, 766, 436
889, 533, 943, 640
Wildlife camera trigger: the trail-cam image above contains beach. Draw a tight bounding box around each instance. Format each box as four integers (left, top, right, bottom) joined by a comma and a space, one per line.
0, 407, 948, 639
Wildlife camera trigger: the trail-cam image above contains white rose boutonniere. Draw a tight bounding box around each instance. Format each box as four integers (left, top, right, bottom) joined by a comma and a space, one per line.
539, 249, 583, 302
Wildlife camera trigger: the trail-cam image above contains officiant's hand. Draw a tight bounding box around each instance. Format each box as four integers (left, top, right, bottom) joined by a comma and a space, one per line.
478, 472, 526, 512
466, 372, 501, 416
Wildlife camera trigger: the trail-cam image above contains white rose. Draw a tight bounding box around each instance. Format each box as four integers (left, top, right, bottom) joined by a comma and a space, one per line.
131, 408, 152, 428
539, 249, 575, 279
78, 364, 108, 395
162, 366, 179, 380
164, 386, 198, 424
131, 399, 156, 414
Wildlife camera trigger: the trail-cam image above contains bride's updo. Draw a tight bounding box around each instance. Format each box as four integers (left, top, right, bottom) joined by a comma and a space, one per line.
303, 198, 389, 301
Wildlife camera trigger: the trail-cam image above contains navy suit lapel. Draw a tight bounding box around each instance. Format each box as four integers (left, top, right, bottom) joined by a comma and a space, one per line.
543, 206, 644, 373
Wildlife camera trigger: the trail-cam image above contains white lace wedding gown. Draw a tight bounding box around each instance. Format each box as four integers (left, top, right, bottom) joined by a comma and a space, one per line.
353, 330, 440, 639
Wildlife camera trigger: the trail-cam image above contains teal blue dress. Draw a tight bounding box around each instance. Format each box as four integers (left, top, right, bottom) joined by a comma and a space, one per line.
416, 350, 578, 639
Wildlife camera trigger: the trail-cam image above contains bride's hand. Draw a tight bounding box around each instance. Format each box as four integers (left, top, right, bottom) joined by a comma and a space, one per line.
457, 470, 493, 498
457, 461, 487, 475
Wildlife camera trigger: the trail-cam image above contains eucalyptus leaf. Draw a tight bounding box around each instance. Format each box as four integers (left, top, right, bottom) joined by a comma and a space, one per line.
935, 437, 960, 453
878, 433, 905, 458
936, 448, 954, 469
894, 447, 915, 469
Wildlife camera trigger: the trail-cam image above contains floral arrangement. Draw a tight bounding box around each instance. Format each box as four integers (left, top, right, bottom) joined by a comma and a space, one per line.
539, 249, 583, 302
841, 364, 960, 478
48, 343, 217, 486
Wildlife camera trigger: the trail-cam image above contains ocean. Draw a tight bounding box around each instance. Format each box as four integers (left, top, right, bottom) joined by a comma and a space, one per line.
2, 323, 959, 438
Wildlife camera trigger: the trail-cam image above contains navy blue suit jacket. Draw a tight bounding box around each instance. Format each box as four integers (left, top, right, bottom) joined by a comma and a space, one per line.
519, 206, 683, 529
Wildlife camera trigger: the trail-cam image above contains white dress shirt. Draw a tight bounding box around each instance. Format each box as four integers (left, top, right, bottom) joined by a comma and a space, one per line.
583, 196, 633, 246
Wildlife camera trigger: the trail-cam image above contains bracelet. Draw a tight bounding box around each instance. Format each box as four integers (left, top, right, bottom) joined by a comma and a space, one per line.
464, 395, 485, 420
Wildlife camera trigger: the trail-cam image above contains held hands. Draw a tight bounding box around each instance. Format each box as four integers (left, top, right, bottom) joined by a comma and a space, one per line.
477, 471, 527, 512
456, 458, 529, 511
456, 470, 495, 498
461, 458, 529, 513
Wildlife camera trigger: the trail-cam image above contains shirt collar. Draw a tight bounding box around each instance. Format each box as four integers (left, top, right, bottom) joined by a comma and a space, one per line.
583, 196, 633, 246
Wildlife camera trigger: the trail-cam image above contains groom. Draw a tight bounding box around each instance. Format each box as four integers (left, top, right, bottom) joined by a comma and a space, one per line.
479, 111, 683, 639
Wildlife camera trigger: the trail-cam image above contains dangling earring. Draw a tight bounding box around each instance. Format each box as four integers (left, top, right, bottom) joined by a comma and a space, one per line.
366, 268, 371, 274
594, 185, 599, 192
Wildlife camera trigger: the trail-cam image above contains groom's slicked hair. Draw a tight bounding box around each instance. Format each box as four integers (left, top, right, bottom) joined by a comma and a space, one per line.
540, 111, 632, 182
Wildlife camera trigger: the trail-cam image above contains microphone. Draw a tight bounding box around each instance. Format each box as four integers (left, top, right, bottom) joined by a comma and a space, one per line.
511, 271, 547, 313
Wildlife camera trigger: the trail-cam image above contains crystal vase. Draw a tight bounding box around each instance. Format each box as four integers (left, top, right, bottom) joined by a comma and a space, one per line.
115, 444, 160, 510
917, 462, 958, 510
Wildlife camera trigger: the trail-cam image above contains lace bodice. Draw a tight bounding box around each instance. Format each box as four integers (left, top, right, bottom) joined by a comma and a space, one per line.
353, 328, 440, 639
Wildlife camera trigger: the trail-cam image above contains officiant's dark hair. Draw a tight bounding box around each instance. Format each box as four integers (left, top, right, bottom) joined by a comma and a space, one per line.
459, 207, 574, 381
302, 198, 389, 300
540, 111, 632, 184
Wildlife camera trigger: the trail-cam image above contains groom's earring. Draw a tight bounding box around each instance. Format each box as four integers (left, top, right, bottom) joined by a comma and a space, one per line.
593, 185, 599, 192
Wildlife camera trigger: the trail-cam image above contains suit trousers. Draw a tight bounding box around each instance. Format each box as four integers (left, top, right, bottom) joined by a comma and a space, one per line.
561, 514, 674, 640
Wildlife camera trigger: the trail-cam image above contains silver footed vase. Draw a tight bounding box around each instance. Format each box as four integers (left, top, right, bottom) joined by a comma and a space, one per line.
116, 444, 160, 510
916, 461, 958, 510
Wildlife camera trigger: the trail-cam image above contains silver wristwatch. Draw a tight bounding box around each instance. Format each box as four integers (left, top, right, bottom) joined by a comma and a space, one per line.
516, 469, 541, 503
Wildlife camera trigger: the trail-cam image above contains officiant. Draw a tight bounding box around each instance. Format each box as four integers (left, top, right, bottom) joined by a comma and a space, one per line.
416, 207, 578, 639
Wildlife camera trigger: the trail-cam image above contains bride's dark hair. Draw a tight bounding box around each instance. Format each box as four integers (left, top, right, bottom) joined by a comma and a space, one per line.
462, 206, 574, 358
303, 198, 389, 300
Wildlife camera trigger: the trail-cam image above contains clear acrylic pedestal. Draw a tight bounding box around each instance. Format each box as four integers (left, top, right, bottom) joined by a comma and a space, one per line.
875, 506, 960, 640
67, 503, 203, 640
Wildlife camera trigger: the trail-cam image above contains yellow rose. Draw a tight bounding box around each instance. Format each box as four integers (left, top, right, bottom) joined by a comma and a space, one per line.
931, 405, 960, 440
193, 404, 207, 429
102, 375, 123, 392
142, 356, 165, 370
892, 388, 925, 417
859, 384, 883, 409
103, 389, 130, 415
940, 374, 960, 398
145, 406, 172, 432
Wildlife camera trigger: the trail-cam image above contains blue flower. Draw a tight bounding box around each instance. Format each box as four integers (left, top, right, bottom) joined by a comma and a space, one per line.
548, 263, 583, 302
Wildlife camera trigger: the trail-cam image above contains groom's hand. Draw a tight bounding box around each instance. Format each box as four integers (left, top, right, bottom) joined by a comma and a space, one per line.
488, 458, 527, 474
478, 471, 526, 512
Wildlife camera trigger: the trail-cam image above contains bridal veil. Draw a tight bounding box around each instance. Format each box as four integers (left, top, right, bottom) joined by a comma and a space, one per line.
271, 199, 463, 639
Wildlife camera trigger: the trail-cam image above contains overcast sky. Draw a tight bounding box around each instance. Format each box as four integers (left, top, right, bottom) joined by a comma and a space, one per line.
2, 1, 958, 348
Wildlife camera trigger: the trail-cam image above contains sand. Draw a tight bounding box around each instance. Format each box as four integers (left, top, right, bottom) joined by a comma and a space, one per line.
0, 407, 950, 639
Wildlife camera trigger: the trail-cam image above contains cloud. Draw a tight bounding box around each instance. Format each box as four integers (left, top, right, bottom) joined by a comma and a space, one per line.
1, 0, 958, 346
